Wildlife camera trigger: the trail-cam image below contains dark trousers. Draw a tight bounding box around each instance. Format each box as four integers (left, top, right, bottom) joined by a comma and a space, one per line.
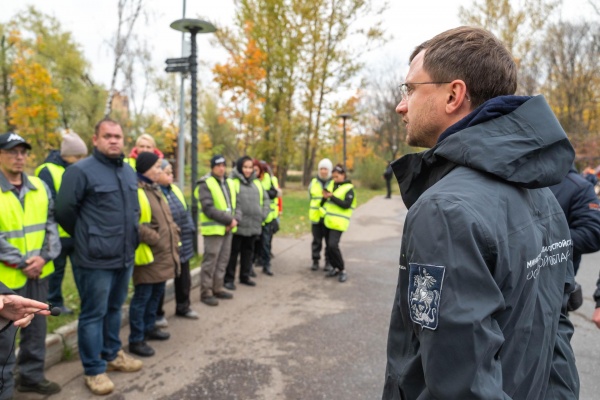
225, 234, 256, 283
47, 238, 75, 307
157, 260, 191, 316
0, 278, 49, 399
385, 177, 392, 198
129, 282, 165, 343
325, 228, 344, 271
259, 222, 274, 269
311, 220, 329, 263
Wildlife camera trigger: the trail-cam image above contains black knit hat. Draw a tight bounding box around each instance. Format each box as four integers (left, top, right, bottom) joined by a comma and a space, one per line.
136, 152, 159, 174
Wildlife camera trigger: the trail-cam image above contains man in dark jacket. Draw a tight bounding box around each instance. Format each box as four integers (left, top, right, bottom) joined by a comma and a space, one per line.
383, 27, 579, 399
56, 118, 142, 396
550, 167, 600, 311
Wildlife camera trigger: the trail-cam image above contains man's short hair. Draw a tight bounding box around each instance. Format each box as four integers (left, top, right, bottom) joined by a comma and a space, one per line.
94, 117, 120, 137
411, 26, 518, 108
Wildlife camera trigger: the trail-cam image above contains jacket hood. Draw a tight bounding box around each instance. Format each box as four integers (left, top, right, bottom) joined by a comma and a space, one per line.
231, 166, 256, 183
394, 95, 574, 208
43, 150, 69, 167
128, 146, 164, 159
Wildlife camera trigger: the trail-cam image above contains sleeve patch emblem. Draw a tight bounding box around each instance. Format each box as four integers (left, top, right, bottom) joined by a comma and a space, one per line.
408, 263, 445, 330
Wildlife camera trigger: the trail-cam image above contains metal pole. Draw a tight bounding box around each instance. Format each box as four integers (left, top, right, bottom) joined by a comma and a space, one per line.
342, 117, 347, 171
176, 0, 187, 189
190, 29, 199, 253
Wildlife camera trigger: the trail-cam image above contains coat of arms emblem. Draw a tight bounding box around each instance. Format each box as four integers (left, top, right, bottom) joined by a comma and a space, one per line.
408, 264, 445, 330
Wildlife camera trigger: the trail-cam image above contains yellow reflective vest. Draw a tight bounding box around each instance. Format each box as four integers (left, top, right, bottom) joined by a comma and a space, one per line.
35, 162, 70, 238
134, 188, 154, 266
0, 176, 55, 289
195, 176, 237, 236
308, 177, 334, 223
260, 173, 279, 224
322, 183, 357, 232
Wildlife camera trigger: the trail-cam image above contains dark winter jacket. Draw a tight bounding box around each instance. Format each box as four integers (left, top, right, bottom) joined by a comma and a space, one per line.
133, 180, 180, 285
161, 184, 195, 264
383, 95, 579, 400
550, 166, 600, 274
229, 168, 269, 237
55, 148, 140, 270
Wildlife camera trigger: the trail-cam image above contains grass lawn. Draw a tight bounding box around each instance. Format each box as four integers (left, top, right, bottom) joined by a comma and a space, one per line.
46, 181, 385, 334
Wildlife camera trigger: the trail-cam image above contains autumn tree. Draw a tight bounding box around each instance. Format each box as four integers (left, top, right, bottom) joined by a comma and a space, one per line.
8, 30, 61, 161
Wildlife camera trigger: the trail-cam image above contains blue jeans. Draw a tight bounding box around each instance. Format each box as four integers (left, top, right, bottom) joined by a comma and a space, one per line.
129, 282, 165, 343
72, 265, 133, 376
47, 238, 74, 307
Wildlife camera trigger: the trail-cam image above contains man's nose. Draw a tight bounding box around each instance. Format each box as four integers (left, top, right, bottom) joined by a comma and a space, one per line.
396, 98, 407, 114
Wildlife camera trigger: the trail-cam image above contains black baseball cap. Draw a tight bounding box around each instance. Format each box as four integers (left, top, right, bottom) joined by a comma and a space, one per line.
210, 154, 226, 168
0, 132, 32, 150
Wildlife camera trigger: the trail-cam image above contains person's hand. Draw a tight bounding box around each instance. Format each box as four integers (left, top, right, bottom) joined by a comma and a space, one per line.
322, 190, 332, 199
592, 307, 600, 329
22, 256, 45, 279
0, 294, 50, 328
230, 219, 238, 228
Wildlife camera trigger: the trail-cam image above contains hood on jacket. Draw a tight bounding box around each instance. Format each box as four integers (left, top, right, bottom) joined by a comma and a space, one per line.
42, 150, 70, 168
231, 166, 256, 184
128, 146, 165, 159
393, 95, 574, 208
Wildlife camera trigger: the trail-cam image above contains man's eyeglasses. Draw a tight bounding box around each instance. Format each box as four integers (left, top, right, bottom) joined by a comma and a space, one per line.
1, 148, 29, 157
399, 82, 451, 101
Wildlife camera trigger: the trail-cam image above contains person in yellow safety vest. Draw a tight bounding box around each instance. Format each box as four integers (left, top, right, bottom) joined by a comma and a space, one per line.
252, 159, 281, 276
308, 158, 334, 272
35, 130, 88, 315
0, 132, 62, 397
124, 133, 164, 169
320, 164, 356, 283
195, 155, 240, 306
129, 152, 180, 358
224, 156, 270, 290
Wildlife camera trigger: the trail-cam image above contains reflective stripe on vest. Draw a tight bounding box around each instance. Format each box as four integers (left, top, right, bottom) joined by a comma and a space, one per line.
196, 176, 237, 236
34, 162, 70, 238
0, 176, 55, 289
323, 183, 357, 232
308, 177, 333, 223
134, 188, 154, 266
261, 173, 278, 224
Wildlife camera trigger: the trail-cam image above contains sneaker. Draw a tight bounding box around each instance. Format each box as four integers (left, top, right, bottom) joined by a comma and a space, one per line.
201, 296, 219, 306
224, 282, 236, 291
129, 341, 155, 357
326, 268, 339, 278
311, 261, 319, 271
324, 263, 333, 273
17, 379, 61, 395
175, 309, 199, 319
338, 271, 348, 283
214, 291, 233, 300
145, 328, 170, 341
106, 349, 143, 372
155, 316, 169, 328
84, 373, 114, 396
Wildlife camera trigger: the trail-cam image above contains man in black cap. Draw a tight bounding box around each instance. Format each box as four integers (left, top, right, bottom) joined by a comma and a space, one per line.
0, 132, 62, 398
194, 155, 240, 306
56, 119, 143, 395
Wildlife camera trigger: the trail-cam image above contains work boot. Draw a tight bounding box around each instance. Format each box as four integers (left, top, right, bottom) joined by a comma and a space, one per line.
106, 349, 143, 372
17, 379, 61, 395
311, 261, 319, 271
201, 296, 219, 306
129, 341, 155, 357
84, 373, 114, 395
240, 279, 256, 286
145, 328, 171, 341
263, 266, 274, 276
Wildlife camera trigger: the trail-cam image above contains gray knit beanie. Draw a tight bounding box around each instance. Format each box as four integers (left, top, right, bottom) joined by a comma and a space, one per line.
61, 131, 88, 157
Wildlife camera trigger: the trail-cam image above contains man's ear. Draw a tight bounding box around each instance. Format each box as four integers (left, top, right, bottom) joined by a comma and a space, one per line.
445, 80, 470, 114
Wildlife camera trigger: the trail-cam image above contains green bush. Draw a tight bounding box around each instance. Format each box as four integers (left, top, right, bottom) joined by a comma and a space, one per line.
353, 155, 387, 190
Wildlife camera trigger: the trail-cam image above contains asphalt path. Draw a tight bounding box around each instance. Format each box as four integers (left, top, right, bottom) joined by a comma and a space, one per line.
14, 193, 600, 399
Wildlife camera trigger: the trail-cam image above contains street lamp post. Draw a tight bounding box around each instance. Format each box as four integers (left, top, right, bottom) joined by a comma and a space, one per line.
337, 113, 352, 171
170, 18, 216, 253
